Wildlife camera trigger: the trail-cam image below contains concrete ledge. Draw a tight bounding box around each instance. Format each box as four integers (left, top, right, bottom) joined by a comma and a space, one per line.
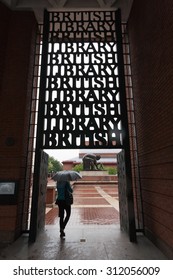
74, 180, 118, 184
79, 175, 117, 182
81, 171, 109, 176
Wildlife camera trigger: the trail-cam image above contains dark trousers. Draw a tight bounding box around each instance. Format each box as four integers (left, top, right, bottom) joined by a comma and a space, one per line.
57, 200, 71, 230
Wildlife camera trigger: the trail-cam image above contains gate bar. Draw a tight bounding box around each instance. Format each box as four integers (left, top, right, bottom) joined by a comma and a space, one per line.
29, 10, 49, 242
115, 9, 136, 242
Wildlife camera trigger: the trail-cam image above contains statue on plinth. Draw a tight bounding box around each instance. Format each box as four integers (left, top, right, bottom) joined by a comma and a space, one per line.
82, 153, 103, 171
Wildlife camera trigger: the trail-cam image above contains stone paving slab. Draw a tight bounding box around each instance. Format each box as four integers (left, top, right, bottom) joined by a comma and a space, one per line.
46, 184, 120, 225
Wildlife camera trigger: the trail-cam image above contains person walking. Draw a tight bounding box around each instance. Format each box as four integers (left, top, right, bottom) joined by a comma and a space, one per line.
56, 180, 73, 238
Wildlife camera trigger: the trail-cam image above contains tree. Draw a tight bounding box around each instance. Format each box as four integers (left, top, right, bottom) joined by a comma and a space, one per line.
48, 156, 63, 173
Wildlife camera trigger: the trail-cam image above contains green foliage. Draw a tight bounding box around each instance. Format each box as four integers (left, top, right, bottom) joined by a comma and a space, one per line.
48, 156, 63, 173
72, 163, 83, 172
104, 166, 117, 175
72, 163, 117, 175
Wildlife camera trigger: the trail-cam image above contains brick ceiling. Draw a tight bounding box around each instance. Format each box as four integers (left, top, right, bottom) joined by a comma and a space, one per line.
1, 0, 133, 22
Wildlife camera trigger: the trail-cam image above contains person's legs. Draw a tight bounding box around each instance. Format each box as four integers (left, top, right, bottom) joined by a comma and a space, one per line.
63, 205, 71, 230
58, 202, 71, 237
59, 206, 65, 230
58, 201, 66, 237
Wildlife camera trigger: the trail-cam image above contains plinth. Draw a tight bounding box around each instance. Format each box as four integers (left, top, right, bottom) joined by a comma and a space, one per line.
80, 171, 109, 176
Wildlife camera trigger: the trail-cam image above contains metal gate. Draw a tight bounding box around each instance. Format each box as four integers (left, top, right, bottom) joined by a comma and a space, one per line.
117, 150, 136, 242
29, 9, 136, 242
29, 150, 48, 242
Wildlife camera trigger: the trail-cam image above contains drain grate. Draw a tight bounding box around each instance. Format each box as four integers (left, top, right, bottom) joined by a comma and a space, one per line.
80, 238, 86, 242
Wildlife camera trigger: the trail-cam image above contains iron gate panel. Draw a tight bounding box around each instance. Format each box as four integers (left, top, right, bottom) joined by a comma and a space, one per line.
29, 151, 48, 242
39, 10, 127, 149
117, 150, 136, 242
44, 42, 123, 149
117, 150, 128, 232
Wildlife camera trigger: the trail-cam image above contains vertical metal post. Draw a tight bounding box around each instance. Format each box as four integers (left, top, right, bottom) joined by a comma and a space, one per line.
115, 9, 136, 242
29, 10, 49, 242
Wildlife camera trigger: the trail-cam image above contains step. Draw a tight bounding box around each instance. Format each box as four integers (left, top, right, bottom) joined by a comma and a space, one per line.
79, 175, 118, 181
73, 181, 118, 188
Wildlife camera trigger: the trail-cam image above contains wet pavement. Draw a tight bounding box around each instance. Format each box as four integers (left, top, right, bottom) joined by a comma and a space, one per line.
0, 184, 168, 260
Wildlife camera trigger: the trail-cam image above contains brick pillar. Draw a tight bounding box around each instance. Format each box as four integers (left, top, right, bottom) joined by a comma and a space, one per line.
0, 2, 38, 243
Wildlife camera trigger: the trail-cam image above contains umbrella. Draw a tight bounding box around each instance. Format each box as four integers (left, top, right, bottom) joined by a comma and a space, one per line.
52, 170, 82, 182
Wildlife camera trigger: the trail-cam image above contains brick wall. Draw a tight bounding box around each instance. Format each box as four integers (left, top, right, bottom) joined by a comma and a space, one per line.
128, 0, 173, 258
0, 3, 10, 93
0, 3, 38, 242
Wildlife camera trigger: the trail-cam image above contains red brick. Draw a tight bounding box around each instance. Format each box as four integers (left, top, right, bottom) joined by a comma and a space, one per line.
128, 0, 173, 257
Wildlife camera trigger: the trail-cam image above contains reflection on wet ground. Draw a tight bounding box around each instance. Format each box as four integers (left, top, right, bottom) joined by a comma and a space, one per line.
46, 184, 119, 226
0, 184, 167, 260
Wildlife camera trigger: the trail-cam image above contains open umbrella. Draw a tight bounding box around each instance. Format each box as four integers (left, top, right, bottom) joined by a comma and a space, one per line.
52, 170, 82, 182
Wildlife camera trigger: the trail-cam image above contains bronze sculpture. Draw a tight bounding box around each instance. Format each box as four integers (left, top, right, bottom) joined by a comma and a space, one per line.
82, 153, 103, 171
